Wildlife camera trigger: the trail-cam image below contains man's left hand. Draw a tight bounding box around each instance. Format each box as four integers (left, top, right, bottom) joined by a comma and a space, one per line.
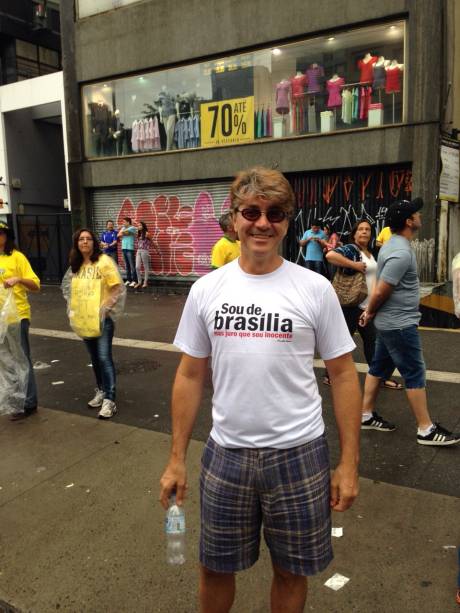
330, 462, 359, 512
3, 277, 21, 288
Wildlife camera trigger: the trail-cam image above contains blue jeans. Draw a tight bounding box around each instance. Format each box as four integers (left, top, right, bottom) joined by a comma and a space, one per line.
369, 325, 426, 389
122, 249, 137, 283
305, 260, 328, 278
20, 319, 38, 410
83, 318, 116, 401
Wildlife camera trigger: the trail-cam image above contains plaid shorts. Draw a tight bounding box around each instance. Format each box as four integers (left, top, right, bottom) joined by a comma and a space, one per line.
200, 434, 332, 576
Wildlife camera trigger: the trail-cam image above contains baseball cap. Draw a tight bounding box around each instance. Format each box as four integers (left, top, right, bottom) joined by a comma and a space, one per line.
385, 197, 423, 230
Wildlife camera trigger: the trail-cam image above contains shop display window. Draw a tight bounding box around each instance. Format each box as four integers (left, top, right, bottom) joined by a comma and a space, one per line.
82, 20, 405, 159
77, 0, 142, 19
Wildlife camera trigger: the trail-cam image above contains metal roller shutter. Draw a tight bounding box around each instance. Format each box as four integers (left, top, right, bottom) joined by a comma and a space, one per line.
90, 180, 232, 281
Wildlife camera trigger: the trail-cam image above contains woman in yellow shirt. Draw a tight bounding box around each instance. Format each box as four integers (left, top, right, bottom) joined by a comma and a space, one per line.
65, 229, 125, 420
0, 222, 40, 420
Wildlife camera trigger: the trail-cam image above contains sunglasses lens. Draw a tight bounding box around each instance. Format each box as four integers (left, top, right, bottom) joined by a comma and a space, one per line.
241, 209, 261, 221
266, 209, 286, 223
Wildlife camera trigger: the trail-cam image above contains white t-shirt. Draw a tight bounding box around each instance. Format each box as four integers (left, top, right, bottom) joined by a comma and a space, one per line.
360, 251, 378, 309
174, 259, 356, 449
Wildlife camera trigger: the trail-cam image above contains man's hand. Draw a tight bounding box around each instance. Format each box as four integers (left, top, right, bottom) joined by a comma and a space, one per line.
3, 277, 21, 288
159, 458, 187, 509
359, 309, 374, 327
330, 462, 359, 512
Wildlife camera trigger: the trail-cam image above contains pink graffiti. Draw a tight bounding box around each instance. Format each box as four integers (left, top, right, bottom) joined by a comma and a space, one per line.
116, 191, 227, 276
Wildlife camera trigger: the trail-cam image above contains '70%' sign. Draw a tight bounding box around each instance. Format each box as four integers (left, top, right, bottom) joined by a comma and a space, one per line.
201, 96, 254, 148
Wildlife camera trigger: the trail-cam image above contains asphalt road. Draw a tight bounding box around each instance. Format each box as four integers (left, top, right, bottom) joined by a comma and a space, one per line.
26, 286, 460, 498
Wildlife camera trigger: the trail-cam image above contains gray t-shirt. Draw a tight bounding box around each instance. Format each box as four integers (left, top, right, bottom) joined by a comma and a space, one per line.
374, 235, 420, 330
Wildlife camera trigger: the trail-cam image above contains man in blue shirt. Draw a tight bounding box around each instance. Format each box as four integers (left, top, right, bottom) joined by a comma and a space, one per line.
100, 220, 119, 264
118, 217, 138, 286
299, 220, 327, 276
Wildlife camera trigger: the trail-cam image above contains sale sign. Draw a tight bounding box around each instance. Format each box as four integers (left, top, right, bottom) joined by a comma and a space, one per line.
201, 96, 254, 148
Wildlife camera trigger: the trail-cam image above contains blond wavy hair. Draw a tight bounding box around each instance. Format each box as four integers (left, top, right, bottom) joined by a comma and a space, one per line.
230, 167, 295, 216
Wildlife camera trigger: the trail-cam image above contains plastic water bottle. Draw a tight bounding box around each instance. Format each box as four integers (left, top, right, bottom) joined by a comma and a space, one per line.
165, 495, 186, 565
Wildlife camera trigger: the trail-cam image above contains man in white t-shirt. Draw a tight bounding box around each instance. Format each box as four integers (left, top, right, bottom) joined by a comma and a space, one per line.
159, 167, 362, 613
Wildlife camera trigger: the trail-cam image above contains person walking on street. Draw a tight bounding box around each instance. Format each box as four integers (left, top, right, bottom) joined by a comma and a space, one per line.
159, 167, 362, 613
0, 222, 40, 421
376, 225, 392, 248
325, 219, 402, 390
100, 220, 119, 264
118, 217, 138, 287
299, 219, 328, 276
359, 199, 460, 446
63, 229, 125, 420
210, 212, 240, 269
134, 221, 154, 289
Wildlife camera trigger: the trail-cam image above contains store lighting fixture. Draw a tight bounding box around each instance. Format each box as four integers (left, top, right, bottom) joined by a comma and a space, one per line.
272, 48, 282, 56
389, 25, 396, 30
139, 76, 145, 82
327, 37, 335, 41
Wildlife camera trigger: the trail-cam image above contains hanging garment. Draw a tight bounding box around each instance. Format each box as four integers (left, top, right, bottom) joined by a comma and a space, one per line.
359, 86, 372, 120
131, 120, 139, 153
193, 114, 200, 147
138, 119, 146, 152
290, 74, 308, 97
152, 116, 161, 150
266, 108, 272, 136
341, 90, 352, 124
308, 98, 317, 132
352, 88, 359, 121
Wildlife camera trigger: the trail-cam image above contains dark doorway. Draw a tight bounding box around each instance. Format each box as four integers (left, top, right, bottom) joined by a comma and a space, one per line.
16, 214, 72, 282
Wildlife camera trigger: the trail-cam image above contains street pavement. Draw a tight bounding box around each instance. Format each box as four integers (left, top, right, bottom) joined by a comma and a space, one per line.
1, 286, 459, 612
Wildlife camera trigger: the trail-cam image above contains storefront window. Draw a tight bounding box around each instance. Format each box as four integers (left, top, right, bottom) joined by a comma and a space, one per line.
82, 20, 405, 159
77, 0, 143, 19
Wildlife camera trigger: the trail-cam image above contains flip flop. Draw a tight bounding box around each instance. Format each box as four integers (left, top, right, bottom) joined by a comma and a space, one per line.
381, 379, 404, 390
323, 376, 331, 386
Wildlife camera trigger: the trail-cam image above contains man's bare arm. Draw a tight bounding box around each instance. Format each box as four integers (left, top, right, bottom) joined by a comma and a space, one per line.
359, 279, 395, 326
159, 354, 208, 508
323, 352, 361, 512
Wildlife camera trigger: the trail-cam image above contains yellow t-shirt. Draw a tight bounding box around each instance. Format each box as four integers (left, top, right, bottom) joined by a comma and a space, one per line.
211, 237, 240, 268
377, 226, 392, 244
70, 255, 121, 338
0, 250, 40, 320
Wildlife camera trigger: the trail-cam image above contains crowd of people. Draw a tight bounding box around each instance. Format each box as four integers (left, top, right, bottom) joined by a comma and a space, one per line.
1, 166, 460, 611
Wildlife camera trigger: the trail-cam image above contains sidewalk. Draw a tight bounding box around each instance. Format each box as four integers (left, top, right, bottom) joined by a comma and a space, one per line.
1, 408, 459, 613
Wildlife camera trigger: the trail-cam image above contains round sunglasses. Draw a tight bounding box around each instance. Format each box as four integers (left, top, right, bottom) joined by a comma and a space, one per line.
235, 207, 289, 223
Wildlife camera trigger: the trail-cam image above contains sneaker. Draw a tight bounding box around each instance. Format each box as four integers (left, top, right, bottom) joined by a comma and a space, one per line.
129, 281, 136, 287
98, 399, 117, 420
417, 423, 460, 446
124, 280, 130, 286
361, 411, 396, 432
88, 389, 104, 409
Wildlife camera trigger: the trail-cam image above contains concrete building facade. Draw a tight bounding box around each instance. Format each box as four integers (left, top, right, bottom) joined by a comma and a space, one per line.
60, 0, 459, 301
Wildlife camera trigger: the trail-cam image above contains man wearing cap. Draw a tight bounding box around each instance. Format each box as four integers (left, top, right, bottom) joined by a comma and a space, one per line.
359, 199, 460, 446
0, 222, 40, 420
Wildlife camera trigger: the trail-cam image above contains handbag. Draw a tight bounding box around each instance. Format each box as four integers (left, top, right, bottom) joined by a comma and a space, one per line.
331, 246, 368, 307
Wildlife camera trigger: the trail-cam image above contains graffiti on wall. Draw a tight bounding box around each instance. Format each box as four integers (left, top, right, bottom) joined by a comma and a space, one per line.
115, 190, 231, 277
286, 165, 413, 263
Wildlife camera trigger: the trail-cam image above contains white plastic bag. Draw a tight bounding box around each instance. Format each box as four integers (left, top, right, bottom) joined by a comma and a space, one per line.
61, 255, 126, 338
0, 287, 29, 415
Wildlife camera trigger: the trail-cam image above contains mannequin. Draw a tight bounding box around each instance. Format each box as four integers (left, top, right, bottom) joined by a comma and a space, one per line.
385, 59, 404, 93
290, 71, 308, 133
373, 56, 388, 90
89, 97, 111, 156
326, 74, 345, 109
157, 87, 176, 150
275, 78, 291, 137
358, 52, 378, 83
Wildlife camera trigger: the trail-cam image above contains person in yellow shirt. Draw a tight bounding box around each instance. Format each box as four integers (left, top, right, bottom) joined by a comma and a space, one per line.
65, 228, 125, 420
211, 212, 240, 269
376, 226, 392, 247
0, 222, 40, 420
